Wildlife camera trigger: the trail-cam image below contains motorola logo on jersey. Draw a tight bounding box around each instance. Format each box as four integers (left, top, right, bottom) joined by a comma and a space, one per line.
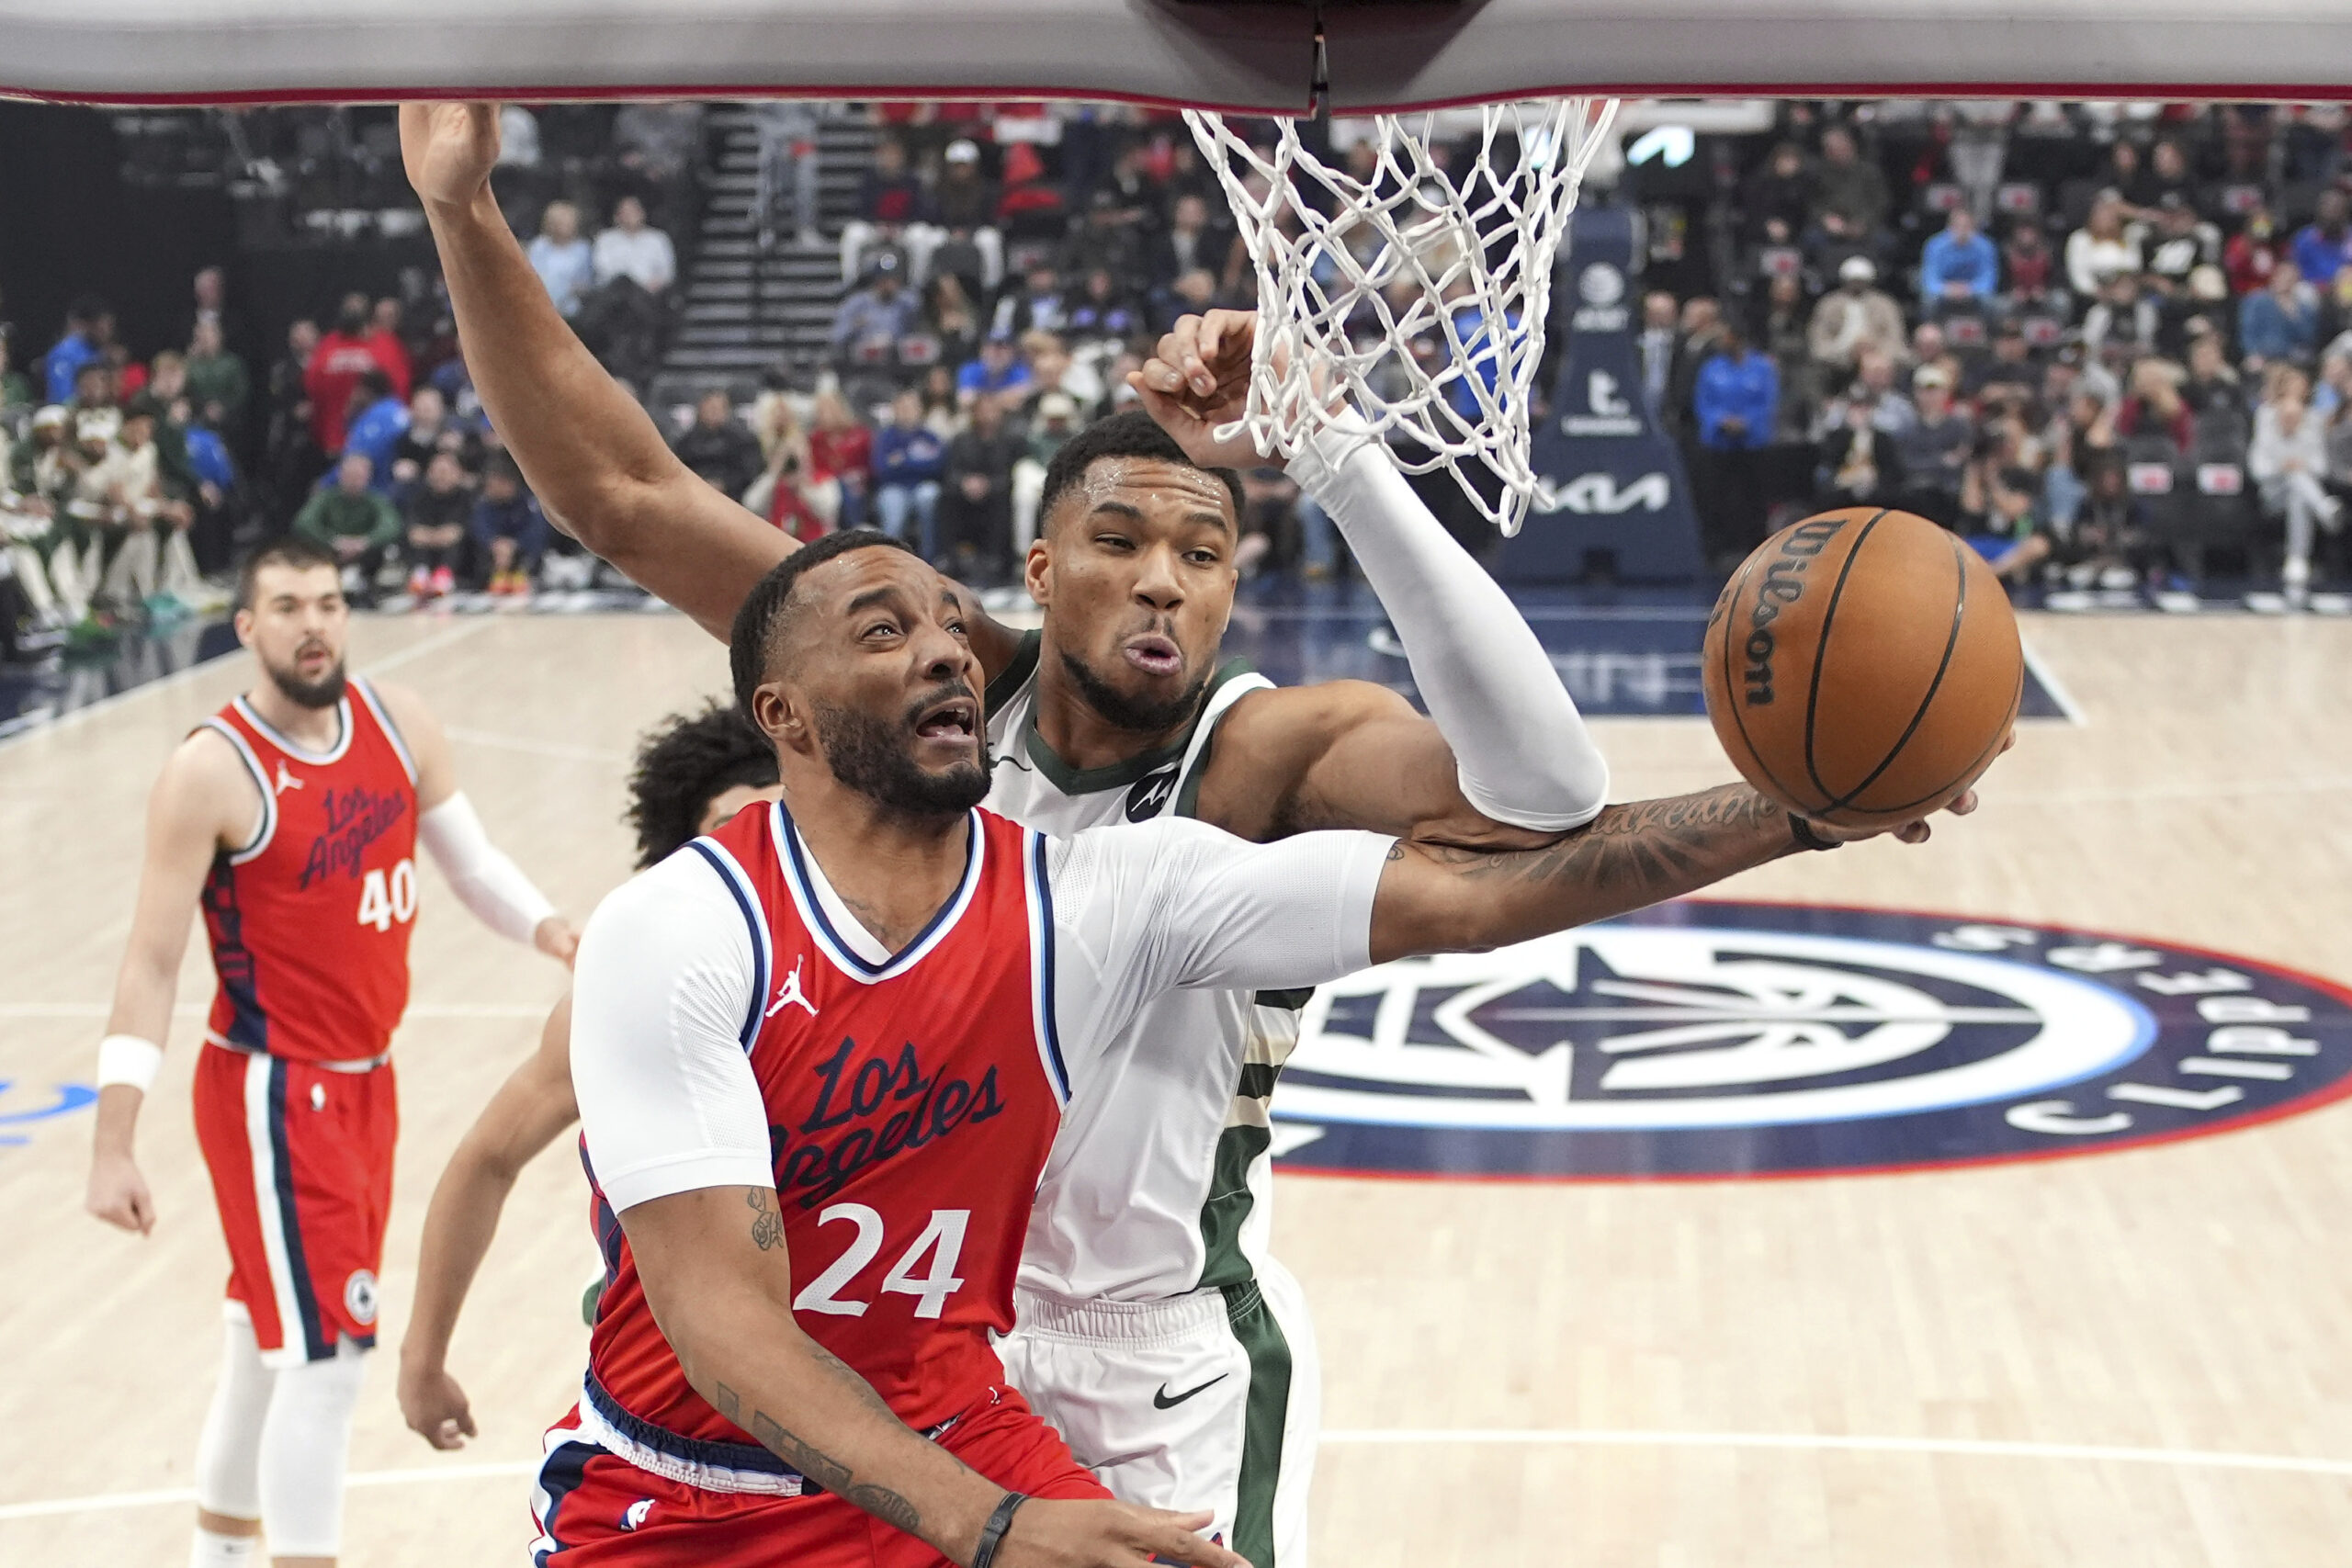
1125, 766, 1179, 822
1265, 901, 2352, 1179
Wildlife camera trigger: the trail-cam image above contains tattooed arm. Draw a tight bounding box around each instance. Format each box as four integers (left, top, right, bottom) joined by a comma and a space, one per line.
1366, 783, 1968, 964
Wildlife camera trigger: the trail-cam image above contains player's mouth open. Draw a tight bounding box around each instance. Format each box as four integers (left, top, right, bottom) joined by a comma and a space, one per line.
1122, 635, 1182, 677
912, 697, 977, 742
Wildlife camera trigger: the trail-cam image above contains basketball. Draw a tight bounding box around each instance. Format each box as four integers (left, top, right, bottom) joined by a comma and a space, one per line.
1702, 507, 2023, 830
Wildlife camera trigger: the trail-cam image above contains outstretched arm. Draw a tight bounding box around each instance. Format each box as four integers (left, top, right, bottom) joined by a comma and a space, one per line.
400, 994, 581, 1450
400, 102, 790, 641
1138, 311, 1609, 846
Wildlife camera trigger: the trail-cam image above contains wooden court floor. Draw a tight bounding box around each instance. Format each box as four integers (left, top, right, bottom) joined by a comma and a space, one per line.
2, 611, 2350, 1566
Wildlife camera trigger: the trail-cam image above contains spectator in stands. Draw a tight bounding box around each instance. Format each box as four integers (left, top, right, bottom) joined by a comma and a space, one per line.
306, 294, 400, 456
1806, 256, 1905, 395
808, 390, 873, 531
1815, 391, 1906, 509
673, 389, 763, 502
1157, 268, 1220, 334
1946, 101, 2015, 222
918, 365, 961, 436
594, 196, 677, 296
2225, 204, 2285, 297
842, 135, 933, 283
184, 320, 249, 446
2083, 274, 2159, 360
2142, 195, 2221, 321
1891, 365, 1973, 524
830, 251, 921, 367
870, 389, 945, 555
1742, 142, 1815, 243
1967, 321, 2041, 403
933, 140, 1004, 290
2002, 220, 2063, 315
1691, 321, 1778, 558
528, 201, 596, 317
2291, 188, 2352, 288
368, 299, 414, 400
2066, 192, 2143, 299
938, 392, 1023, 580
994, 263, 1069, 342
995, 141, 1067, 241
1065, 267, 1145, 344
402, 448, 472, 599
1637, 290, 1679, 413
42, 296, 114, 406
610, 100, 704, 228
2118, 356, 2194, 447
1021, 333, 1103, 416
471, 455, 548, 595
2239, 259, 2321, 367
1921, 207, 1999, 318
1661, 297, 1724, 444
177, 267, 240, 363
2182, 327, 2248, 425
1812, 125, 1889, 252
390, 384, 474, 491
341, 370, 410, 491
747, 100, 822, 249
0, 331, 29, 412
2250, 364, 2336, 600
1758, 274, 1814, 438
1010, 390, 1084, 555
957, 334, 1033, 407
1821, 346, 1918, 437
923, 271, 981, 369
293, 453, 401, 604
1148, 192, 1230, 290
741, 401, 838, 543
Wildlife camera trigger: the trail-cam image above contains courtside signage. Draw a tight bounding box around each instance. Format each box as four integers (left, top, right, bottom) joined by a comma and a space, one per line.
1269, 901, 2352, 1179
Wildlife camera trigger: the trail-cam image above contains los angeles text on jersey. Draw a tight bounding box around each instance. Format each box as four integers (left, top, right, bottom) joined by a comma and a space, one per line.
297, 785, 410, 890
767, 1035, 1008, 1209
1264, 901, 2352, 1179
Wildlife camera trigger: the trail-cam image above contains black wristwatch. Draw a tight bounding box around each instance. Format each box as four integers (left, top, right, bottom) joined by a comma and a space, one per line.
1789, 814, 1843, 852
972, 1491, 1030, 1568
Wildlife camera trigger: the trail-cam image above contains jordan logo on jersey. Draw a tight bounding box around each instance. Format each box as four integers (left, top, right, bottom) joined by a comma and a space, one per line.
274, 761, 303, 795
765, 955, 820, 1020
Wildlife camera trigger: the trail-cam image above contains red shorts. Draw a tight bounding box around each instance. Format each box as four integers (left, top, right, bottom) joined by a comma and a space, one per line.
192, 1043, 397, 1366
529, 1383, 1109, 1566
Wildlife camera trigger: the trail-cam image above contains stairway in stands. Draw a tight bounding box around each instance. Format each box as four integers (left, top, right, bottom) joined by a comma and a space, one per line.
651, 107, 879, 412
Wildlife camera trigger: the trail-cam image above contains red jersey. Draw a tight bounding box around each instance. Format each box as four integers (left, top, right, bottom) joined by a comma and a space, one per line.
198, 678, 421, 1066
582, 801, 1070, 1485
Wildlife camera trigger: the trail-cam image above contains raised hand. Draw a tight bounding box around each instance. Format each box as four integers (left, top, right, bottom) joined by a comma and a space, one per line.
1128, 310, 1267, 471
1804, 728, 2016, 846
400, 102, 503, 212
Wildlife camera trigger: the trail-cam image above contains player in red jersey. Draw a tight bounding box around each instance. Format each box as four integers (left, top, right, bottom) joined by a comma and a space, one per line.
552, 531, 1985, 1568
84, 536, 577, 1568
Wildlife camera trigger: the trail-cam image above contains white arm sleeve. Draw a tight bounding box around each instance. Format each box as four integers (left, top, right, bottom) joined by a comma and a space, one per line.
1046, 818, 1391, 1070
417, 791, 560, 944
1287, 422, 1610, 831
570, 852, 775, 1213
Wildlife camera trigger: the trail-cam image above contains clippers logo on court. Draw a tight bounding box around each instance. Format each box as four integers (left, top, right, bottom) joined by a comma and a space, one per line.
1266, 901, 2352, 1179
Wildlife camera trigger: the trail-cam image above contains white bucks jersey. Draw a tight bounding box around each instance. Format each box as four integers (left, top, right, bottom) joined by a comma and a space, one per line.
984, 632, 1306, 1301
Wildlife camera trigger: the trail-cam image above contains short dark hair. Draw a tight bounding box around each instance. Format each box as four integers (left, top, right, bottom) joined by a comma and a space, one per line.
624, 700, 780, 867
729, 530, 920, 716
235, 536, 340, 611
1035, 409, 1241, 532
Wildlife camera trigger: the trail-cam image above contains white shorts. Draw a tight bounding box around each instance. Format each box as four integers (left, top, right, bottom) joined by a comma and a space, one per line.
1000, 1259, 1319, 1568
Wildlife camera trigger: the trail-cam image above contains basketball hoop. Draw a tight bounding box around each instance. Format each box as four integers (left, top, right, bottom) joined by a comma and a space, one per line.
1184, 97, 1618, 536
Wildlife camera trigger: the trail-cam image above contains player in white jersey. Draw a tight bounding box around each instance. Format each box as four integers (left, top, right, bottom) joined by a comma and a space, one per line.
401, 100, 1954, 1565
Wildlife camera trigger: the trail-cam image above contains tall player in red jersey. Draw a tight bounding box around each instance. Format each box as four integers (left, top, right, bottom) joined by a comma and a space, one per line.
85, 536, 576, 1568
556, 531, 1987, 1568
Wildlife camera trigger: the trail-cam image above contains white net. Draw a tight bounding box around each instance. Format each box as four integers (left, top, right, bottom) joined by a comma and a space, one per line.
1183, 98, 1619, 536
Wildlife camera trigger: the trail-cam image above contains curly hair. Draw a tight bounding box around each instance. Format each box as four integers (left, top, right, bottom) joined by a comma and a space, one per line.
623, 700, 781, 868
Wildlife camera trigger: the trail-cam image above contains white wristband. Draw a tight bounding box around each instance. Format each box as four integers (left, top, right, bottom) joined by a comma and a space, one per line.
96, 1034, 164, 1093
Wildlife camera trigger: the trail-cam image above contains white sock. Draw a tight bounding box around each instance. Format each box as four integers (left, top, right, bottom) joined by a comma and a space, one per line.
196, 1311, 274, 1522
189, 1526, 259, 1568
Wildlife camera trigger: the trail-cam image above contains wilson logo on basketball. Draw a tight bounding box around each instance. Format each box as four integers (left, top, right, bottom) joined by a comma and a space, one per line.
1734, 516, 1841, 706
1262, 901, 2352, 1180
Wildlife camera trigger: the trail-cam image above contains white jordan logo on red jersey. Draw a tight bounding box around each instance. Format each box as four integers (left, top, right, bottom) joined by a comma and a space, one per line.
765, 955, 819, 1020
274, 761, 303, 795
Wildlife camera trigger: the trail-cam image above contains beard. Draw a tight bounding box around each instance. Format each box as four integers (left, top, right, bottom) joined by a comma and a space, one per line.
813, 684, 990, 820
263, 652, 348, 710
1058, 647, 1212, 736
